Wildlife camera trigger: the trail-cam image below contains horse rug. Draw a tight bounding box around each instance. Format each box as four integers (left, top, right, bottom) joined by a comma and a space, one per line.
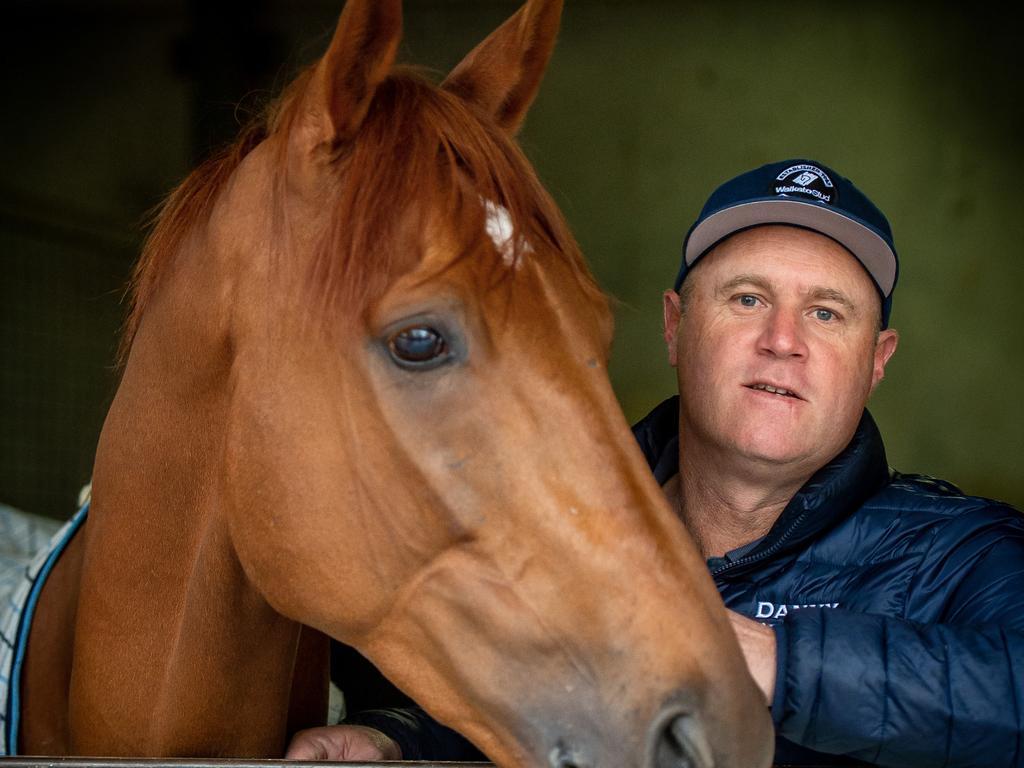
0, 501, 87, 755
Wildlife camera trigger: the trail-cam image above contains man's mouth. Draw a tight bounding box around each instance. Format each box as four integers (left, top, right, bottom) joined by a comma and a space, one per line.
746, 383, 803, 400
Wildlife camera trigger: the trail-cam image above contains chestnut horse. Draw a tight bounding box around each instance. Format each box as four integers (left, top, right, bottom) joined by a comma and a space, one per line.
16, 1, 773, 766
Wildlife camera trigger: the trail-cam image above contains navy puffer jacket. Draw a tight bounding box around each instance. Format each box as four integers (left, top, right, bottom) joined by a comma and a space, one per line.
348, 398, 1024, 767
635, 397, 1024, 767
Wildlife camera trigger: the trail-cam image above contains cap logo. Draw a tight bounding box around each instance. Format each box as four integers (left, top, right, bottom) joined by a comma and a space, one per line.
773, 164, 837, 205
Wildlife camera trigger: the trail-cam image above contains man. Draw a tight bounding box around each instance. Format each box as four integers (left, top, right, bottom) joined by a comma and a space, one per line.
289, 159, 1024, 766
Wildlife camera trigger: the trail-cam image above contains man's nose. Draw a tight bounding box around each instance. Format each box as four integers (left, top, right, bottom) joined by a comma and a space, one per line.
757, 307, 808, 358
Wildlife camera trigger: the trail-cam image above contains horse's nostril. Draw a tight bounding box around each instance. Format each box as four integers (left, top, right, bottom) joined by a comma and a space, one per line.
653, 713, 715, 768
548, 743, 591, 768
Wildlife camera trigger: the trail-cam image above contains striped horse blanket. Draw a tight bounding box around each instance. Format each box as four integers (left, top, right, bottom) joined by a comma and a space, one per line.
0, 501, 87, 755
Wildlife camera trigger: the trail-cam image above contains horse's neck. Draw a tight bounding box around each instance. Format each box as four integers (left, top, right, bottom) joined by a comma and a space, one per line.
64, 254, 326, 756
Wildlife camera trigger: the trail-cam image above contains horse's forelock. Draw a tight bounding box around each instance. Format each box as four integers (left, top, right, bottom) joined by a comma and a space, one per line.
305, 67, 603, 323
121, 65, 602, 364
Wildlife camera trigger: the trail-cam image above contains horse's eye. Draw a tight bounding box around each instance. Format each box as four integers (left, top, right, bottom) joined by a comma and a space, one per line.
387, 326, 449, 366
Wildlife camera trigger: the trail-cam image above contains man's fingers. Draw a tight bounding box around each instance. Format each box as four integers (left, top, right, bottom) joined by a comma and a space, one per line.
285, 724, 401, 761
726, 609, 776, 706
285, 729, 333, 760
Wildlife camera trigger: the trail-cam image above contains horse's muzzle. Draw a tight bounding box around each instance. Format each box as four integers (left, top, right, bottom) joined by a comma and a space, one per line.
543, 703, 715, 768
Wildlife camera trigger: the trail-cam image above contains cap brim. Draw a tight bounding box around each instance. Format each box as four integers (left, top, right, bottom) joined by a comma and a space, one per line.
685, 198, 897, 296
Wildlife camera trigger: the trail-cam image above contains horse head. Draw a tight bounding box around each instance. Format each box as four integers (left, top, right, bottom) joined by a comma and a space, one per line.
71, 1, 774, 766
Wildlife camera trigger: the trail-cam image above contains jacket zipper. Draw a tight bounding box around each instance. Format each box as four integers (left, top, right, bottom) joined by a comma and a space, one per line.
710, 508, 811, 579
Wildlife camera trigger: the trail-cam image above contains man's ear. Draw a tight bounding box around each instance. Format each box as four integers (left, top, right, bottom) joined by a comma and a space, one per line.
869, 328, 899, 393
663, 289, 683, 367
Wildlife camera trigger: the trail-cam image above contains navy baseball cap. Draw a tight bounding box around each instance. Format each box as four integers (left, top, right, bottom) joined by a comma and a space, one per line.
677, 159, 899, 327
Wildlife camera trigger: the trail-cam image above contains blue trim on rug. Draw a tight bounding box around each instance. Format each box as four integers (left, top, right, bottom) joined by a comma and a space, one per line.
5, 502, 88, 753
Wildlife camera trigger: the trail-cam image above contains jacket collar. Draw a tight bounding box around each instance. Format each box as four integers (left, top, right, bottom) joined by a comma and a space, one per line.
632, 396, 891, 571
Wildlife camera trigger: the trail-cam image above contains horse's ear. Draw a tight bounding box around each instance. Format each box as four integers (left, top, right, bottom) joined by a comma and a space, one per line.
300, 0, 402, 149
442, 0, 563, 135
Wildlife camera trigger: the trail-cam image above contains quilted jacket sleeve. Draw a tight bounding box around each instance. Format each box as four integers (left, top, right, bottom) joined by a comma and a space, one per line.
344, 705, 484, 761
773, 507, 1024, 767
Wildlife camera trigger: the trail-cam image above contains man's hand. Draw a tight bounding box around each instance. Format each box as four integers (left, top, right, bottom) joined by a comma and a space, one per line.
727, 609, 777, 706
286, 724, 402, 761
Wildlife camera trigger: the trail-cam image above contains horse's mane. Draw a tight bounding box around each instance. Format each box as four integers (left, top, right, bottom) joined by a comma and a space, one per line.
121, 65, 602, 363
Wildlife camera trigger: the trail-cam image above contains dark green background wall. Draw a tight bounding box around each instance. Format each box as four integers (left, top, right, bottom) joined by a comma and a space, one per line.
2, 1, 1021, 519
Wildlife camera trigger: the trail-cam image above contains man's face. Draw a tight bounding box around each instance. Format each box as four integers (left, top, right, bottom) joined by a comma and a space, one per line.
663, 225, 898, 482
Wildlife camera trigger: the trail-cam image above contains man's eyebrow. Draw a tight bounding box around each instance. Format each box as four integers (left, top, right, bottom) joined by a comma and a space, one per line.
808, 287, 856, 310
716, 276, 860, 311
716, 274, 773, 294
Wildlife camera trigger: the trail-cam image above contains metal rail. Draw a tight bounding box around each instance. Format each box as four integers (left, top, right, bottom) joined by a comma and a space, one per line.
0, 760, 492, 768
0, 761, 817, 768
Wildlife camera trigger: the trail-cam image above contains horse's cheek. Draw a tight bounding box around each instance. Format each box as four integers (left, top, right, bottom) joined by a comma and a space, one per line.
220, 395, 392, 637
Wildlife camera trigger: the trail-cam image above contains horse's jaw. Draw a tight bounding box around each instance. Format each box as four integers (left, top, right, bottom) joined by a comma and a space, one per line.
352, 515, 772, 768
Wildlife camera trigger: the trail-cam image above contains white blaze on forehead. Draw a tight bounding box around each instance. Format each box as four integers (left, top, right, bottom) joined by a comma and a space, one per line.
483, 198, 531, 267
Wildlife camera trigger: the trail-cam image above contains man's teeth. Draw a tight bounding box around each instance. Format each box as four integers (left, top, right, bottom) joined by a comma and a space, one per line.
752, 384, 795, 397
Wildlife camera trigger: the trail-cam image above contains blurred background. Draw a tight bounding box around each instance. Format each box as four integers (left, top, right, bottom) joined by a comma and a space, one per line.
2, 0, 1021, 520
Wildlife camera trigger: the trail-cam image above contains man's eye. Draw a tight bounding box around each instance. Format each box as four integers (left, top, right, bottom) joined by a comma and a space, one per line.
814, 308, 835, 322
738, 295, 759, 308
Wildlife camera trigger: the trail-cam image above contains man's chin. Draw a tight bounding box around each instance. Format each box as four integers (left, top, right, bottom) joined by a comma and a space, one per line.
732, 438, 822, 480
